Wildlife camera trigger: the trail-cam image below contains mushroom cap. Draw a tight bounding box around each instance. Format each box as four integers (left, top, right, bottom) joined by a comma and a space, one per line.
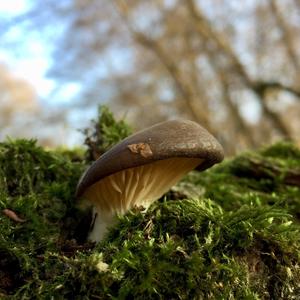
76, 119, 224, 198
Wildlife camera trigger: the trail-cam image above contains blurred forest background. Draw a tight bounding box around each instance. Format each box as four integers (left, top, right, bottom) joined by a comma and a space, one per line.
0, 0, 300, 154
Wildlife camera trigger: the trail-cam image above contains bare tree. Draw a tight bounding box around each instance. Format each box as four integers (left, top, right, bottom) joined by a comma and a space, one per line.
2, 0, 300, 152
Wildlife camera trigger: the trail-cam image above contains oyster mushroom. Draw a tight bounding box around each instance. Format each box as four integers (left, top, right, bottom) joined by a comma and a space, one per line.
76, 120, 224, 242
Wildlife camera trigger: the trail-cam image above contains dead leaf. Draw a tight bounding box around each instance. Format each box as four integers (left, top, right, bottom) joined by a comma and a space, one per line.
127, 143, 153, 158
2, 209, 26, 223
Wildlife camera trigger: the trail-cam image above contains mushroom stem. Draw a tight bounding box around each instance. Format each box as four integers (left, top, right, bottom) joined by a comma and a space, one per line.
88, 207, 116, 242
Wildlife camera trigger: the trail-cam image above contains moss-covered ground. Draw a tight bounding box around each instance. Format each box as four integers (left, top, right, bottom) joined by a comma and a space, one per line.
0, 110, 300, 299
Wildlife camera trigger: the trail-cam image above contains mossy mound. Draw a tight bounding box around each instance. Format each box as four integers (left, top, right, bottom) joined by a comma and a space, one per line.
0, 134, 300, 298
183, 142, 300, 219
0, 139, 85, 297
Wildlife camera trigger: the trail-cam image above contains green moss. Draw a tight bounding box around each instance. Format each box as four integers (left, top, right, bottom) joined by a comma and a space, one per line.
97, 199, 299, 299
0, 139, 86, 297
182, 142, 300, 218
0, 138, 83, 197
260, 141, 300, 161
83, 105, 132, 161
1, 129, 300, 298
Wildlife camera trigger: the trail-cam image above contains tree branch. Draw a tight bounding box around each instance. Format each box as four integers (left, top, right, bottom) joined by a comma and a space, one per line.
209, 61, 258, 148
253, 80, 300, 98
133, 33, 214, 131
269, 0, 300, 71
113, 0, 216, 133
186, 0, 294, 139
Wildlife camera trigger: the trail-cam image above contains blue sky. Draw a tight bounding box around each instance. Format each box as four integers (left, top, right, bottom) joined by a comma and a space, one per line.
0, 0, 90, 145
0, 0, 56, 99
0, 0, 265, 146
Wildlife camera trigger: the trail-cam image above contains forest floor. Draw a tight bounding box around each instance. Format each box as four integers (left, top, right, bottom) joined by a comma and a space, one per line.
1, 108, 300, 299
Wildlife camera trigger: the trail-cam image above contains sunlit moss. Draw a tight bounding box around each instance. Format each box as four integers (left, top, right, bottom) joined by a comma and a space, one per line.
83, 105, 133, 161
1, 119, 300, 298
181, 142, 300, 218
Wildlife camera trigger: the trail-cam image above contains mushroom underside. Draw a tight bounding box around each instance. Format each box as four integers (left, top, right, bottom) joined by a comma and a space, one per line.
84, 157, 203, 235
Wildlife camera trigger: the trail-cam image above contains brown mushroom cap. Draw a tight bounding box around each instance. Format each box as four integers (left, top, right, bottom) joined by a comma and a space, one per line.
76, 119, 224, 198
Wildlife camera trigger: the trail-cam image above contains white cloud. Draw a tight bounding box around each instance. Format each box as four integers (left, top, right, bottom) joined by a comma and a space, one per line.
0, 0, 29, 16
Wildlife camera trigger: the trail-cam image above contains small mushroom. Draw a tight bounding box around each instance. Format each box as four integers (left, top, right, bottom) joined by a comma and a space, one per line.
76, 120, 224, 242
